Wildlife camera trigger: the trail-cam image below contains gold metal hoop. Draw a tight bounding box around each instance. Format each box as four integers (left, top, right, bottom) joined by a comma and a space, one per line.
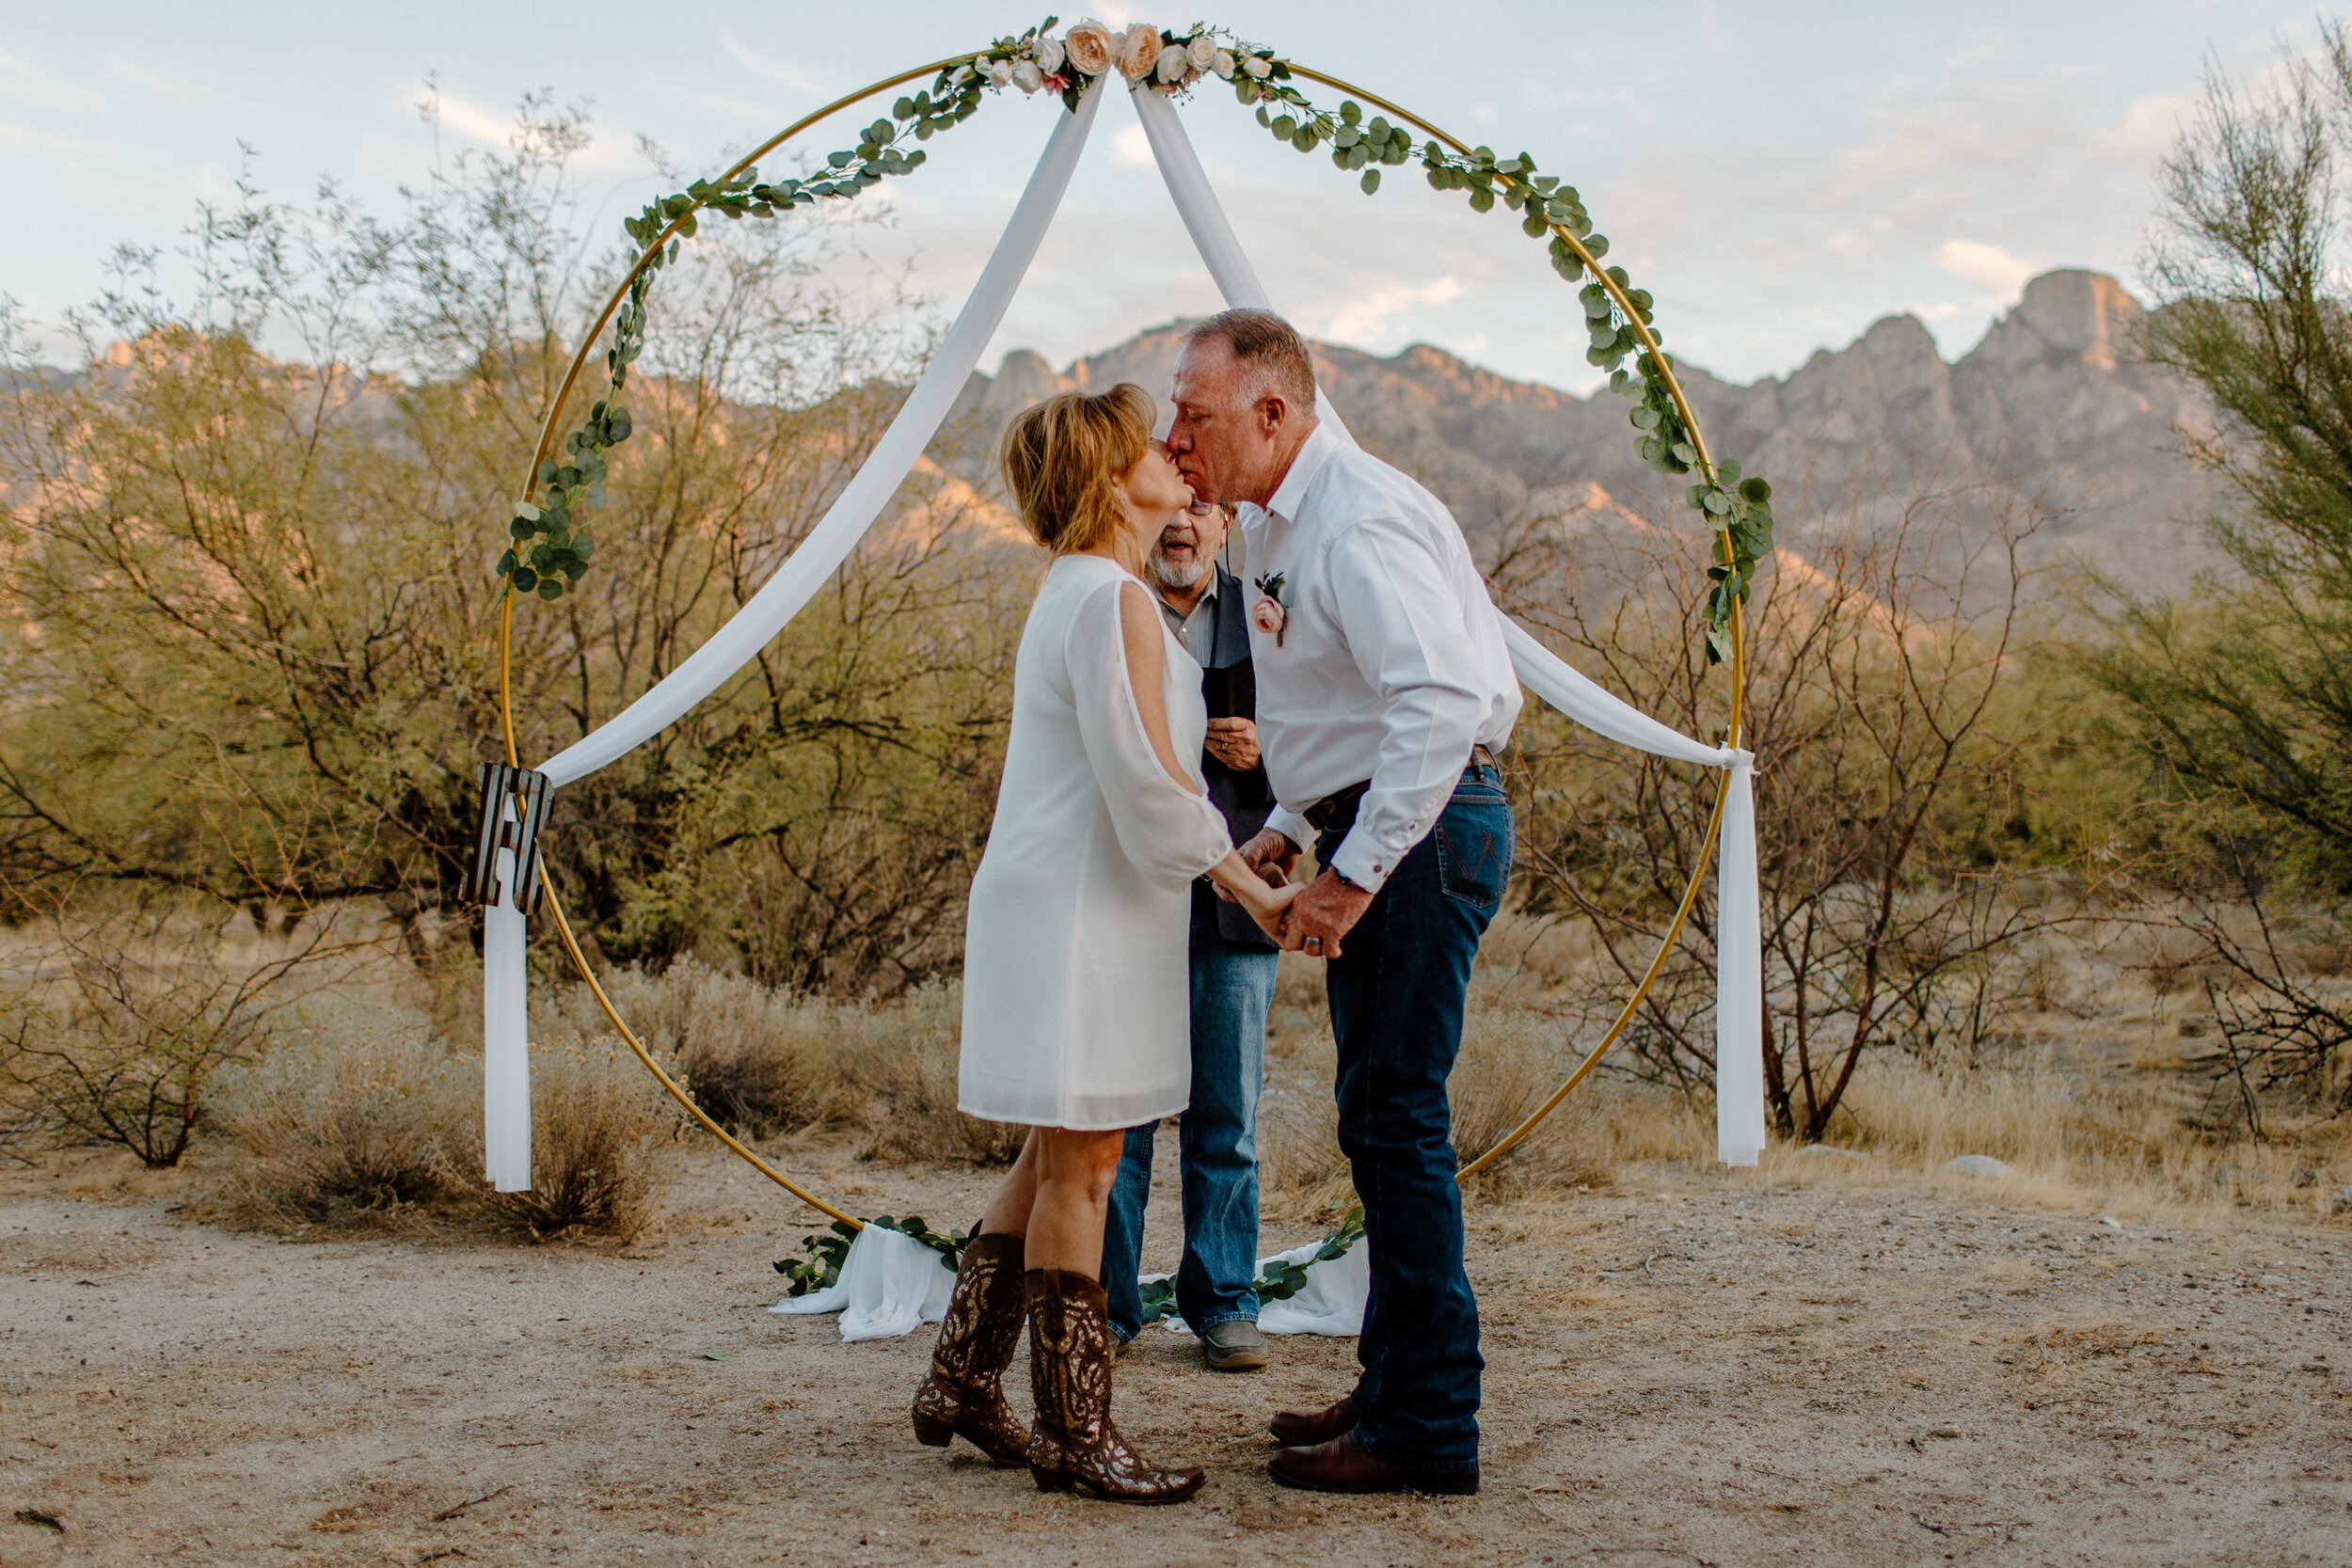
493, 52, 1751, 1226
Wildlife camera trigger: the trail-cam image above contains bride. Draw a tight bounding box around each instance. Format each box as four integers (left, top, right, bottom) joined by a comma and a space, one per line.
910, 384, 1296, 1504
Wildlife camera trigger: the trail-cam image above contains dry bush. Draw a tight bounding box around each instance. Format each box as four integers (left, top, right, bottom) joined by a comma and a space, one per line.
211, 1023, 465, 1226
565, 958, 832, 1137
545, 964, 1024, 1166
0, 918, 293, 1167
469, 1033, 688, 1244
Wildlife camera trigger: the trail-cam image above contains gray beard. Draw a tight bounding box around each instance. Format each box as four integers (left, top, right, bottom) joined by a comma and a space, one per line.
1150, 554, 1211, 591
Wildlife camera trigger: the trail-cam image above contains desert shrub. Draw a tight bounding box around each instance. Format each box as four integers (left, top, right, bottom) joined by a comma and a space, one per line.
545, 966, 1025, 1165
567, 958, 831, 1137
1, 935, 278, 1168
1448, 1001, 1616, 1194
211, 1024, 465, 1226
469, 1033, 689, 1243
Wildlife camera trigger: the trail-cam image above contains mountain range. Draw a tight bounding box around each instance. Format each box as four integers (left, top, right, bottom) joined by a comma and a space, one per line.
944, 269, 2230, 601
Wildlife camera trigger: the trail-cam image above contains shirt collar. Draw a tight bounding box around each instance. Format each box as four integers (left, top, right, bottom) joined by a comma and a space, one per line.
1262, 420, 1343, 526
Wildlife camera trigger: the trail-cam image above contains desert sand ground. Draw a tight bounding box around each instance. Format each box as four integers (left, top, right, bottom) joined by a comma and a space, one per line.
3, 1133, 2348, 1568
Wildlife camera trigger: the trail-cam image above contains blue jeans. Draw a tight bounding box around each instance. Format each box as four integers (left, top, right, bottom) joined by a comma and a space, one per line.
1102, 940, 1278, 1341
1320, 763, 1511, 1473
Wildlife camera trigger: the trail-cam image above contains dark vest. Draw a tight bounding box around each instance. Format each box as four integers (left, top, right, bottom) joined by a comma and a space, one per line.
1185, 563, 1277, 951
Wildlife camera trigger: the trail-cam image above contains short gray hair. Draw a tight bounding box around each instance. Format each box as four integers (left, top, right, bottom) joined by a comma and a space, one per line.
1183, 309, 1317, 413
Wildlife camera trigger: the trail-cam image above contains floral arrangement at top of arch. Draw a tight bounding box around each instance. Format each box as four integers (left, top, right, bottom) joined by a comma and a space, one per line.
497, 15, 1772, 665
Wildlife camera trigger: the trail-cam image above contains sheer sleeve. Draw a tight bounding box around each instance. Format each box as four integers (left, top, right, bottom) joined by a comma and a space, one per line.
1065, 578, 1234, 891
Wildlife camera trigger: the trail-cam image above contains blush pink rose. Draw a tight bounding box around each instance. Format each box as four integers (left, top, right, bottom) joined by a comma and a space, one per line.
1251, 596, 1286, 637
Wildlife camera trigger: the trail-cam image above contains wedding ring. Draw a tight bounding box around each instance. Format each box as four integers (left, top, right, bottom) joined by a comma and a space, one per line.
1305, 935, 1322, 952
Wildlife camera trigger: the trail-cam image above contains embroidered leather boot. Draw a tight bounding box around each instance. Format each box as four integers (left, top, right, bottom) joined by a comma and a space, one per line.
910, 1230, 1029, 1465
1025, 1268, 1206, 1503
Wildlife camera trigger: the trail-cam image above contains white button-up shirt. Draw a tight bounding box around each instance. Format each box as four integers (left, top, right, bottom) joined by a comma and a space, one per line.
1242, 421, 1521, 892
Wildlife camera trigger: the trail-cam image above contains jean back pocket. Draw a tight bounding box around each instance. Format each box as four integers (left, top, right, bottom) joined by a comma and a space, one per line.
1435, 793, 1512, 913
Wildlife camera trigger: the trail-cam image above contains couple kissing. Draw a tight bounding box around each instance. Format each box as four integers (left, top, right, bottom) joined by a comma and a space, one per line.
913, 309, 1519, 1503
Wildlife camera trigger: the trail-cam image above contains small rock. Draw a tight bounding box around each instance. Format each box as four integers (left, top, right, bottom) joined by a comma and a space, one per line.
2329, 1185, 2352, 1217
2258, 1275, 2290, 1291
1943, 1155, 2009, 1178
1799, 1144, 1868, 1160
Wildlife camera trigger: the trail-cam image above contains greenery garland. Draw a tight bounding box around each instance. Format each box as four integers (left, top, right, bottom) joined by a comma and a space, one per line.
495, 15, 1773, 661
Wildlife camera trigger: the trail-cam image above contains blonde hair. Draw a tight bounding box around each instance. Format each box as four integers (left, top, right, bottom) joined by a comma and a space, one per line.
999, 384, 1154, 556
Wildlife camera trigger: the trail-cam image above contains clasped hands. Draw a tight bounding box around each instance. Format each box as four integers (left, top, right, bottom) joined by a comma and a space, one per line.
1222, 827, 1375, 959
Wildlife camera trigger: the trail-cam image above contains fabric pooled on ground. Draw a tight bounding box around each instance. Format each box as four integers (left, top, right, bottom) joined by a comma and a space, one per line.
769, 1223, 958, 1340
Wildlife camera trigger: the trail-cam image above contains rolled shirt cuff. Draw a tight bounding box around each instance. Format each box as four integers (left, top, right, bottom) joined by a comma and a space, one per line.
1263, 804, 1314, 853
1326, 828, 1394, 895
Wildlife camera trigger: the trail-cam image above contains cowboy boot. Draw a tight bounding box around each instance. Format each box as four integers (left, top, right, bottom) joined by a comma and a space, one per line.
910, 1229, 1029, 1465
1025, 1268, 1206, 1504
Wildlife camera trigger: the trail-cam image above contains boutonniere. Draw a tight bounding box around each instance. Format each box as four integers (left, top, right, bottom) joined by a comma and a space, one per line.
1251, 572, 1291, 646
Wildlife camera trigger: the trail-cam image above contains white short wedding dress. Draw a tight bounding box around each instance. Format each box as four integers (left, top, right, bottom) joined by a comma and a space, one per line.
958, 552, 1234, 1131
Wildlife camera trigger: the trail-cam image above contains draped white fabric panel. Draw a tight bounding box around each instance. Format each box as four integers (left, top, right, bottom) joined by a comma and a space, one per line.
1134, 84, 1765, 1165
482, 843, 532, 1192
478, 78, 1109, 1158
535, 72, 1110, 788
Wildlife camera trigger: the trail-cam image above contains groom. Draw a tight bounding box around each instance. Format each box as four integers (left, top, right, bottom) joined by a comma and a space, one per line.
1168, 309, 1521, 1497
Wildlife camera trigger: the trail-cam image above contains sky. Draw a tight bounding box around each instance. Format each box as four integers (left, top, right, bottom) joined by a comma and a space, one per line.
0, 2, 2323, 392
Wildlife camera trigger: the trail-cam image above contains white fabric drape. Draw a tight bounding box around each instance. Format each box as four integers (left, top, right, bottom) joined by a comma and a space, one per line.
538, 73, 1110, 788
480, 75, 1110, 1148
1132, 86, 1764, 1165
769, 1223, 959, 1340
482, 838, 531, 1191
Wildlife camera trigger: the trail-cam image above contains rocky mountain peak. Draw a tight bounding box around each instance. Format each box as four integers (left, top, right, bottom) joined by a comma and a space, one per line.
944, 270, 2224, 596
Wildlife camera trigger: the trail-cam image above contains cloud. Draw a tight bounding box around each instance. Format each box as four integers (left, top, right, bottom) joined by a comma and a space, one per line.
720, 34, 824, 97
1931, 239, 2037, 296
1302, 275, 1468, 347
421, 90, 522, 149
1113, 123, 1152, 166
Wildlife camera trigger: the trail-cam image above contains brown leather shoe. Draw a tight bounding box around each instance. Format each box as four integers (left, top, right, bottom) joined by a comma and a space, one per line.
910, 1230, 1028, 1465
1267, 1431, 1478, 1496
1267, 1394, 1358, 1447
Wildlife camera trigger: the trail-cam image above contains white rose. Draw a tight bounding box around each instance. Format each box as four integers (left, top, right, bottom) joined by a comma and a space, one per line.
1186, 35, 1217, 69
1117, 23, 1161, 81
1154, 43, 1187, 84
1011, 59, 1043, 93
1035, 36, 1064, 74
1212, 49, 1235, 79
1245, 55, 1272, 79
950, 62, 977, 84
988, 58, 1013, 87
1063, 21, 1114, 75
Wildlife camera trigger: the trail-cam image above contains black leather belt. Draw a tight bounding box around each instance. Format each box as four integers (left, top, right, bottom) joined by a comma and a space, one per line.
1301, 745, 1498, 832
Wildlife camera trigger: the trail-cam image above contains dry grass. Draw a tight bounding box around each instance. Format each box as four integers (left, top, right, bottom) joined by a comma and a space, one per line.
1253, 948, 1656, 1221
211, 1014, 686, 1243
543, 962, 1025, 1166
210, 1023, 464, 1226
1804, 1053, 2352, 1219
469, 1033, 687, 1244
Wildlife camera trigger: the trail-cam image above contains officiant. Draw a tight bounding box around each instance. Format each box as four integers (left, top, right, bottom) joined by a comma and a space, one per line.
1100, 497, 1278, 1372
